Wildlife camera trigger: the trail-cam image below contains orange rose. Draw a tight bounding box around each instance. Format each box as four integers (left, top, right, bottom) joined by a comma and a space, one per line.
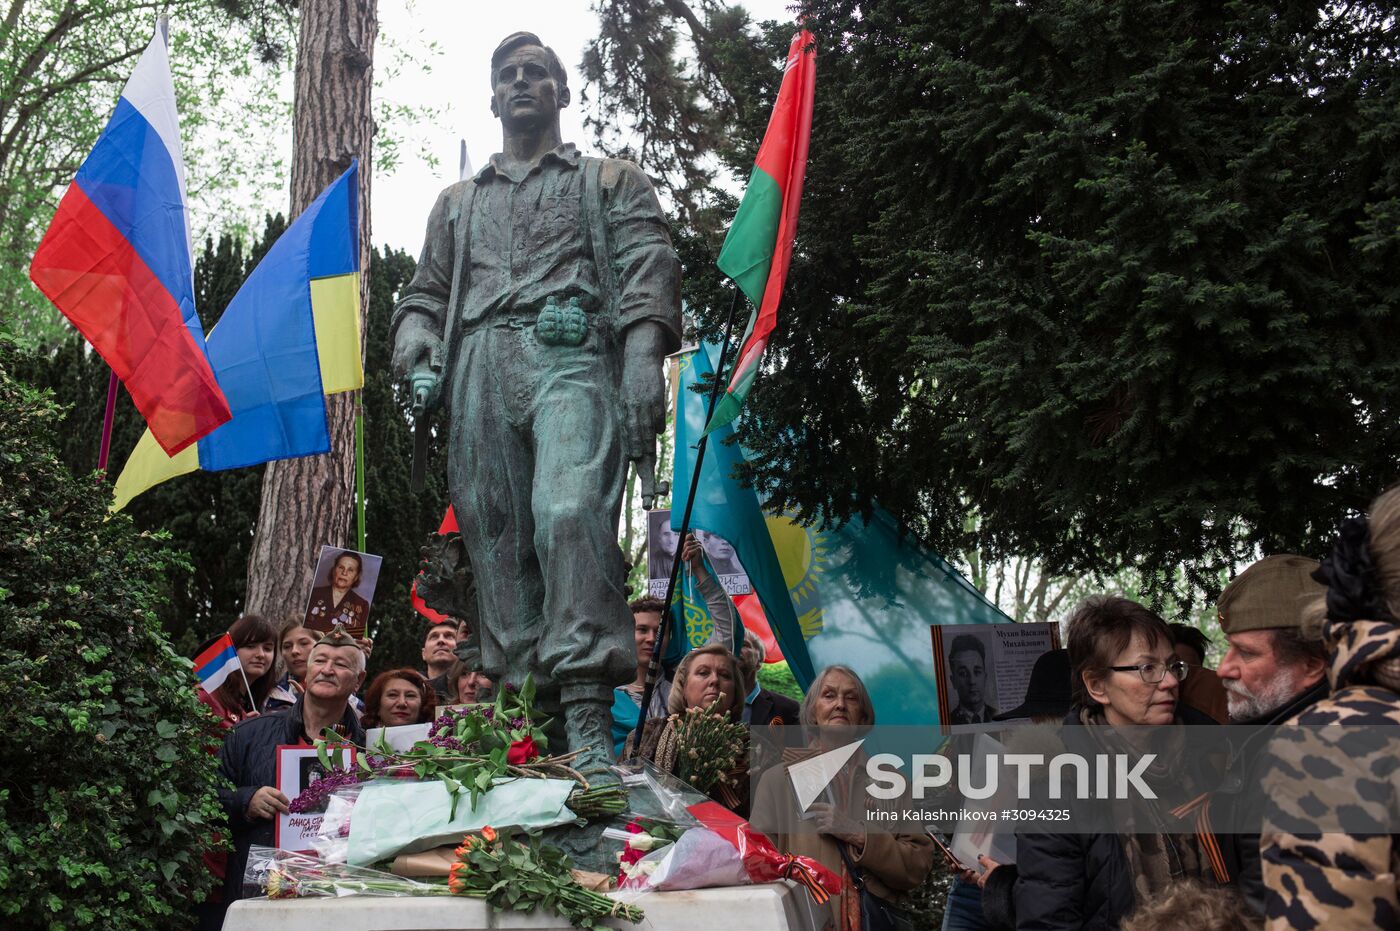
447, 861, 469, 895
480, 825, 498, 843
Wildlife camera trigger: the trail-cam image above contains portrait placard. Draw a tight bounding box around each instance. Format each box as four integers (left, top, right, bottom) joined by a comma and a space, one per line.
274, 744, 355, 853
931, 622, 1060, 733
646, 508, 751, 598
303, 545, 384, 638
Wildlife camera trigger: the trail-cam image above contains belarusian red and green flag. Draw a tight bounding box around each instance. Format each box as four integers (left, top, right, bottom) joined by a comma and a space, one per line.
705, 29, 816, 436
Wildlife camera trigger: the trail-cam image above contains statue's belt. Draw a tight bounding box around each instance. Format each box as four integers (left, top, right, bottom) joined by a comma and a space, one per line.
458, 295, 595, 347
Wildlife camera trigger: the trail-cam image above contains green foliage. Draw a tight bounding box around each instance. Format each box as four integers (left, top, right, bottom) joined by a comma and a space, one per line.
583, 0, 775, 228
0, 340, 224, 929
756, 659, 802, 701
680, 1, 1400, 600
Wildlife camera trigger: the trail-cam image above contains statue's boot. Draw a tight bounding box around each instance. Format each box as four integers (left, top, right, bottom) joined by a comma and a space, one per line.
560, 690, 620, 787
542, 691, 626, 872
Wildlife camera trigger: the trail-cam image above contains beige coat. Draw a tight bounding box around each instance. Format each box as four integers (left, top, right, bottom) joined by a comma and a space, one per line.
751, 757, 933, 930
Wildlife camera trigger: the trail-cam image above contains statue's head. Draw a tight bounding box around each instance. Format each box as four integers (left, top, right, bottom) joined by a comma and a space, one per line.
489, 32, 570, 130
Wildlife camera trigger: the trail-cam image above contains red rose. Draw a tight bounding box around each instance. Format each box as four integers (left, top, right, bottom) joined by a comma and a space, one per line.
506, 736, 539, 764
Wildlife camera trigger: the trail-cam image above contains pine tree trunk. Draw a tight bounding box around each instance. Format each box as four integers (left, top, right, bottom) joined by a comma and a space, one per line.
244, 0, 376, 620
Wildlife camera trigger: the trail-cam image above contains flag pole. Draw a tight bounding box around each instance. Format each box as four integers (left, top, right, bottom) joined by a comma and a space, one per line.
237, 653, 258, 711
96, 371, 119, 476
354, 394, 366, 551
635, 288, 742, 760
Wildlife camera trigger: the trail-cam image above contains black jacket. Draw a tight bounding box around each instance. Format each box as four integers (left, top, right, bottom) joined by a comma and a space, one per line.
1004, 704, 1231, 930
748, 687, 800, 726
216, 697, 364, 904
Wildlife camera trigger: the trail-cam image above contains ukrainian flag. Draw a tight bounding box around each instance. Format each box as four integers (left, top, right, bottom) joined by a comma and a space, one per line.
113, 162, 362, 510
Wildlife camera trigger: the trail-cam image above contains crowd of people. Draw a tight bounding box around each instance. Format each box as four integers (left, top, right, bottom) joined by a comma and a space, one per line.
186, 486, 1400, 931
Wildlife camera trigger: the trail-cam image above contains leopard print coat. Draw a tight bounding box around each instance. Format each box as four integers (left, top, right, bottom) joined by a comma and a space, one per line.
1261, 619, 1400, 930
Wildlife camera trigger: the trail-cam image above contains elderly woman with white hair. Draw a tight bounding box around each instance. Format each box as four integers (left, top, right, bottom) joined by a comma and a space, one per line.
751, 665, 934, 931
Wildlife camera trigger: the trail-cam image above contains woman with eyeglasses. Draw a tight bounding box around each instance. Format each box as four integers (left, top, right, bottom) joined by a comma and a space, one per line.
992, 595, 1238, 931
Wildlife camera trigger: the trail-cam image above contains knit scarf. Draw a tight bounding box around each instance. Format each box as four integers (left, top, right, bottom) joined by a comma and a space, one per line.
1076, 706, 1207, 903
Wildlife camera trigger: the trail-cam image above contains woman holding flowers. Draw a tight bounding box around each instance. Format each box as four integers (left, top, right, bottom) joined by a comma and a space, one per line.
751, 664, 934, 931
623, 642, 751, 816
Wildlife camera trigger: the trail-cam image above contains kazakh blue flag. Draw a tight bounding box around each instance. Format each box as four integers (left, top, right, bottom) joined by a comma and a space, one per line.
672, 344, 815, 686
672, 343, 1014, 727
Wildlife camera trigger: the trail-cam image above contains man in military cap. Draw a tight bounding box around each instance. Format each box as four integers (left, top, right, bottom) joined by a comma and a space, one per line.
213, 627, 367, 915
1212, 554, 1330, 915
390, 32, 680, 773
1217, 555, 1329, 724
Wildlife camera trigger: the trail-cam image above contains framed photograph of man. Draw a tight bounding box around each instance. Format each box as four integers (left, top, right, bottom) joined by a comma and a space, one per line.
303, 545, 384, 639
645, 508, 751, 598
931, 621, 1060, 733
274, 744, 356, 853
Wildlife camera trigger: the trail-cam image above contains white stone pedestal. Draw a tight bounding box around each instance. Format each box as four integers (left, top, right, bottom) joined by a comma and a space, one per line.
223, 881, 824, 931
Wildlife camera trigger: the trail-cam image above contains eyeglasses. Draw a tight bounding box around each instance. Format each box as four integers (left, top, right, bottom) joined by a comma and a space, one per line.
1108, 659, 1190, 684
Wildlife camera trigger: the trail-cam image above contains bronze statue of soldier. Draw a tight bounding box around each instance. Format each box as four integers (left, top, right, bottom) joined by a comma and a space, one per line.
391, 32, 681, 775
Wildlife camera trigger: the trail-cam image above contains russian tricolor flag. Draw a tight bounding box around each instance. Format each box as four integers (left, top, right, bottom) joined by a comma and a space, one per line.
194, 633, 242, 694
29, 26, 230, 456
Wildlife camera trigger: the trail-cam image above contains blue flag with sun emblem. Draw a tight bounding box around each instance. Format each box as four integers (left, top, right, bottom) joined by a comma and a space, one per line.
671, 344, 814, 687
661, 551, 741, 667
672, 343, 1013, 727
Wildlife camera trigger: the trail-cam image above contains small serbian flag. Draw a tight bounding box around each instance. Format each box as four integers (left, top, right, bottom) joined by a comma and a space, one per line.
194, 633, 241, 693
29, 25, 230, 455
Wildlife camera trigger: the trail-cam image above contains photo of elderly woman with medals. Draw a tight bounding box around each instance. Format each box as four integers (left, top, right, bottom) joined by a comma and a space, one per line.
303, 546, 382, 639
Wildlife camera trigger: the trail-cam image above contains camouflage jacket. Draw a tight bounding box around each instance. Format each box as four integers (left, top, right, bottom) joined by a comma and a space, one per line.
1261, 619, 1400, 931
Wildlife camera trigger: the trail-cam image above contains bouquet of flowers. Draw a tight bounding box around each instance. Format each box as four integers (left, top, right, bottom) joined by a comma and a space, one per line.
448, 827, 644, 929
288, 767, 361, 814
307, 674, 627, 821
609, 763, 842, 904
606, 817, 687, 885
652, 699, 748, 795
243, 846, 449, 899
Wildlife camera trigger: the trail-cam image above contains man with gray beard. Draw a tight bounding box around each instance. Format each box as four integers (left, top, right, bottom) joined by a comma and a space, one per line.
1213, 555, 1329, 915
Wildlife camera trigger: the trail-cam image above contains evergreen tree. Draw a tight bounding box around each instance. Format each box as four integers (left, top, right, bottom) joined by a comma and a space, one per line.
631, 0, 1400, 596
358, 245, 450, 680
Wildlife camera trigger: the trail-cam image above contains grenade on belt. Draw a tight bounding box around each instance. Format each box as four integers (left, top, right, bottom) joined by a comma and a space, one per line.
535, 296, 588, 347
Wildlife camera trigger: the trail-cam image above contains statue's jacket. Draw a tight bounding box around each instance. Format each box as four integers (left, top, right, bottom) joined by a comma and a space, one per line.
391, 142, 682, 401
